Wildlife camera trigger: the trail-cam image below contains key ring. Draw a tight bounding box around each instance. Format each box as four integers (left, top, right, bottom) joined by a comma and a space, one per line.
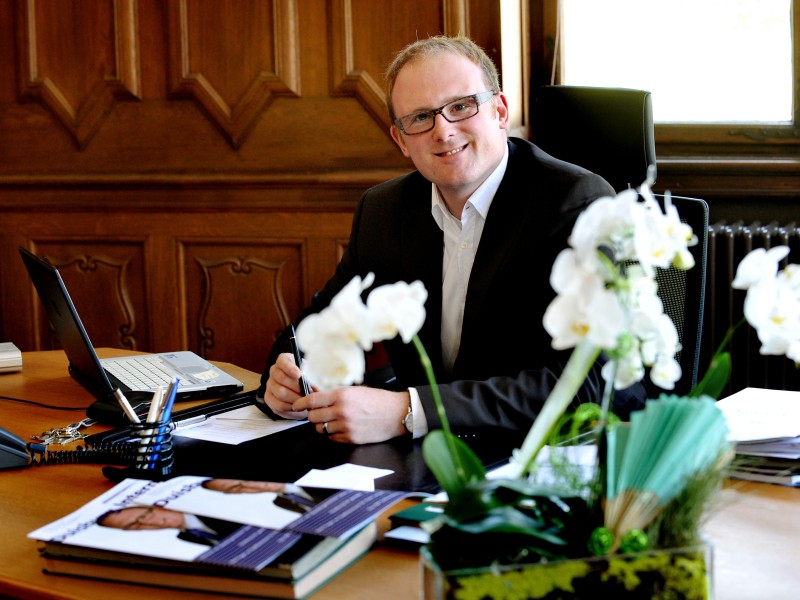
33, 417, 97, 446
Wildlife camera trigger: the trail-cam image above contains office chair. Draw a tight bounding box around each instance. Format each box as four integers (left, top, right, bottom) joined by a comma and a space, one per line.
530, 85, 709, 396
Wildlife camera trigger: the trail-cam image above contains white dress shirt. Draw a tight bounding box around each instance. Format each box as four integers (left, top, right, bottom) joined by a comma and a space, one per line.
406, 145, 510, 437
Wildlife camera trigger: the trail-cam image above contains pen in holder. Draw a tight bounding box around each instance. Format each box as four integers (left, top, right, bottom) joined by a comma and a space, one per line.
130, 418, 176, 478
103, 381, 179, 483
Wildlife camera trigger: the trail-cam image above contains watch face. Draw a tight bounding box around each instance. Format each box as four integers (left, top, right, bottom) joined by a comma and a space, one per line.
403, 410, 413, 433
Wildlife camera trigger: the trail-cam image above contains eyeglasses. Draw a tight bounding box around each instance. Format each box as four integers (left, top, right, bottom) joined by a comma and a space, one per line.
394, 90, 498, 135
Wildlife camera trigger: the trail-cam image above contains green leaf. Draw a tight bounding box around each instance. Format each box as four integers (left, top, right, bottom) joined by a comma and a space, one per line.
422, 430, 485, 498
441, 505, 568, 546
690, 351, 731, 399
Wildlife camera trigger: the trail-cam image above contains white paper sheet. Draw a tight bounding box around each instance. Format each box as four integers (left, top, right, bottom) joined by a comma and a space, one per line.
172, 405, 307, 445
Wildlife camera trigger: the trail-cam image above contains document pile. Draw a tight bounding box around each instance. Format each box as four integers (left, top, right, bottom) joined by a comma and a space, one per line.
28, 476, 409, 598
0, 342, 22, 373
716, 387, 800, 486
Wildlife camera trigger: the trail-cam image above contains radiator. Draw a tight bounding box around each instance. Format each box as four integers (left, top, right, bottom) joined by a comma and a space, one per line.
703, 221, 800, 397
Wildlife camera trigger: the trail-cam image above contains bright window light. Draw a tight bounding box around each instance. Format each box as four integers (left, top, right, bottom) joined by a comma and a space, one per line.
560, 0, 793, 123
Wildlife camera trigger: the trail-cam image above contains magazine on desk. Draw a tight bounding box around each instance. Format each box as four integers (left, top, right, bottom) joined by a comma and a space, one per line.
717, 388, 800, 487
28, 476, 409, 598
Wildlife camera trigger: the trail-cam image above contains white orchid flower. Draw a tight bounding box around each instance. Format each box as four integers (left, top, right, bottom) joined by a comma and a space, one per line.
728, 246, 800, 366
301, 340, 366, 390
295, 273, 429, 391
650, 354, 682, 390
367, 280, 428, 343
744, 275, 800, 357
605, 351, 645, 390
787, 341, 800, 363
322, 273, 376, 351
549, 248, 595, 295
783, 264, 800, 290
732, 246, 790, 290
569, 190, 639, 273
544, 179, 694, 392
543, 273, 625, 350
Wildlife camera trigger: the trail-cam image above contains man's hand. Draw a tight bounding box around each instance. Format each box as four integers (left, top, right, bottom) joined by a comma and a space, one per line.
292, 386, 410, 444
263, 352, 311, 420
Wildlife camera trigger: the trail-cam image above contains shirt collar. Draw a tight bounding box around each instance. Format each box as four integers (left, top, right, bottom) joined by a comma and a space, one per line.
431, 143, 509, 227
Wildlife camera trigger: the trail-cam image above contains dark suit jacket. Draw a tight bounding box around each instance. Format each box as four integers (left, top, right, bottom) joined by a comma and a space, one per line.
260, 137, 646, 431
177, 514, 242, 546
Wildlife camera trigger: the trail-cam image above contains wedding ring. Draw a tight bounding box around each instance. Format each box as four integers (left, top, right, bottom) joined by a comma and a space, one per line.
323, 422, 330, 436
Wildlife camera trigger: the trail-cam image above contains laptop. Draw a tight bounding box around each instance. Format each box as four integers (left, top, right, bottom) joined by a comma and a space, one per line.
19, 247, 245, 424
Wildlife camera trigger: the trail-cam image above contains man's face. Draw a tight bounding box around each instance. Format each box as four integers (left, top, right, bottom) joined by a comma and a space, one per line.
390, 52, 509, 207
100, 506, 186, 530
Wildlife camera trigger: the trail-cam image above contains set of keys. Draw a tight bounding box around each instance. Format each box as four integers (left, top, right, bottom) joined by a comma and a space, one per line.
32, 417, 96, 446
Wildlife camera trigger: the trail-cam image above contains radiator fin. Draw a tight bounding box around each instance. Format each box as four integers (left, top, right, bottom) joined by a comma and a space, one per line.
704, 221, 800, 396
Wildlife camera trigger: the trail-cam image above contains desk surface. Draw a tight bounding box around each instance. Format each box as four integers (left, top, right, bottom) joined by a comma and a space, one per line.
1, 350, 799, 600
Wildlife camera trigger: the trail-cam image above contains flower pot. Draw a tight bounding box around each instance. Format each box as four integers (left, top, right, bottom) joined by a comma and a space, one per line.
420, 542, 713, 600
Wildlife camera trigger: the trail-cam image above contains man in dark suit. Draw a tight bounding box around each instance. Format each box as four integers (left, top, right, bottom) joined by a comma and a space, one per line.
257, 35, 645, 444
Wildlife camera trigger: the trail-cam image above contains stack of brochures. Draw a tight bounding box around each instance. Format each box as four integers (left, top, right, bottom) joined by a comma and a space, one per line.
716, 387, 800, 486
28, 476, 409, 598
0, 342, 22, 373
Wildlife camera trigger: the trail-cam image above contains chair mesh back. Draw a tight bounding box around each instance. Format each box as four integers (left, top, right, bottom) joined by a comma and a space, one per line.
656, 265, 688, 368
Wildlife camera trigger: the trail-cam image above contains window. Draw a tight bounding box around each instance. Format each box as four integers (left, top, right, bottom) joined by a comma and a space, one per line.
559, 0, 792, 123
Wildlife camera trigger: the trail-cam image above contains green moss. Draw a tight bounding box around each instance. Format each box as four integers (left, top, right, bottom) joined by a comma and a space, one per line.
431, 546, 710, 600
452, 561, 590, 600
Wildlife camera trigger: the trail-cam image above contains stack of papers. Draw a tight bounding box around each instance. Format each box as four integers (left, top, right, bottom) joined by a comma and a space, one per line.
716, 388, 800, 486
716, 388, 800, 458
0, 342, 22, 373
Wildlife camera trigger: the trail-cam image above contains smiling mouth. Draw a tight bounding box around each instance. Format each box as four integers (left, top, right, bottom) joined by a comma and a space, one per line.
436, 144, 467, 157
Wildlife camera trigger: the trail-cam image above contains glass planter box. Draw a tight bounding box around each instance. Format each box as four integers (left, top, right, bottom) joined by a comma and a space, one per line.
420, 542, 713, 600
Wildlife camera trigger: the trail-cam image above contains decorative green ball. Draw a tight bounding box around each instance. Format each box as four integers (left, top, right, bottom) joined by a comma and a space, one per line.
620, 529, 649, 553
588, 526, 614, 556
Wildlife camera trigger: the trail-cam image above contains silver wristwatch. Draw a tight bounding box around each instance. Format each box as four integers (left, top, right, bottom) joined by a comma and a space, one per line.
402, 401, 413, 435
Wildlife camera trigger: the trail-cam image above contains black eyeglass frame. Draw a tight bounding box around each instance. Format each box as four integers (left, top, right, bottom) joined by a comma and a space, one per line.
394, 90, 499, 135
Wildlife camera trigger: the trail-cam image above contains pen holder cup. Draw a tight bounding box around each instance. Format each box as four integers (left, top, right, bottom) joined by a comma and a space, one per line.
128, 420, 176, 479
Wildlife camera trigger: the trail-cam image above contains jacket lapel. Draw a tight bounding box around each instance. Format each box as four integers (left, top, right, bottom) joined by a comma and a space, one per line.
459, 142, 528, 351
401, 178, 445, 374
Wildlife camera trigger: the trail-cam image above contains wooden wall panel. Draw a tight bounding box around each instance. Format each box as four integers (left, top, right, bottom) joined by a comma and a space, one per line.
330, 0, 447, 132
16, 0, 141, 148
30, 241, 148, 352
167, 0, 300, 148
181, 240, 301, 372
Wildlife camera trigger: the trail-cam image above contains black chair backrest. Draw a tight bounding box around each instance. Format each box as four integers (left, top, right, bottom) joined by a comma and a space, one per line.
530, 85, 656, 193
653, 194, 709, 396
530, 84, 707, 397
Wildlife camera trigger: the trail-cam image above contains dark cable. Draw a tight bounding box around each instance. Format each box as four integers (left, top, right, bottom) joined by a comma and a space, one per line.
0, 395, 86, 411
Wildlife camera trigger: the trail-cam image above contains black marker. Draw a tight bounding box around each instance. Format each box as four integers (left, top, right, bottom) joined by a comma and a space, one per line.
289, 324, 312, 397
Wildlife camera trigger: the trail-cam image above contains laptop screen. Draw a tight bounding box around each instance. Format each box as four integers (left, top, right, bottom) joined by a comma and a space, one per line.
19, 247, 115, 398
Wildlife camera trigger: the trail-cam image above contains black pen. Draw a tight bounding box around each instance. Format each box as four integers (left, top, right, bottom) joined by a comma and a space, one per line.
289, 324, 312, 397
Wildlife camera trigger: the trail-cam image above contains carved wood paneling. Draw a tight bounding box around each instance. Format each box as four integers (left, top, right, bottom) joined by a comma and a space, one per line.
330, 0, 447, 133
166, 0, 300, 148
183, 241, 303, 373
30, 242, 148, 352
15, 0, 141, 148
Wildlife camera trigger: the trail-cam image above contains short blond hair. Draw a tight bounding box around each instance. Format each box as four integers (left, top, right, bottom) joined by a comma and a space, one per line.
385, 35, 500, 122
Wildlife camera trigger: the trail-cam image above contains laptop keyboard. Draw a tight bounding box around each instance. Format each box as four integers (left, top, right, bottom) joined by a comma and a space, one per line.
103, 355, 189, 390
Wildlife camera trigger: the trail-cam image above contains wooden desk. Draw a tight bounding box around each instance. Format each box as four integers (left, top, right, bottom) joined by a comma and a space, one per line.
1, 350, 799, 599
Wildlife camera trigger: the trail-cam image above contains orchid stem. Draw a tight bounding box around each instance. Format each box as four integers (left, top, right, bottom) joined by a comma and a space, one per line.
509, 340, 601, 478
412, 335, 465, 480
